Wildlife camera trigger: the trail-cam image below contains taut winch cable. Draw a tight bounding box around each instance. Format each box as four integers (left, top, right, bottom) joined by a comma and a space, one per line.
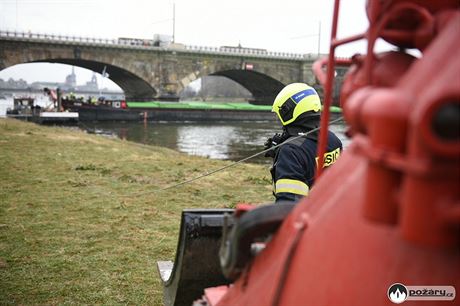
123, 116, 344, 197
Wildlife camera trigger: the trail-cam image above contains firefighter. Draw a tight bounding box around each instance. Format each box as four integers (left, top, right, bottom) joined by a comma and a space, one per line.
265, 83, 342, 203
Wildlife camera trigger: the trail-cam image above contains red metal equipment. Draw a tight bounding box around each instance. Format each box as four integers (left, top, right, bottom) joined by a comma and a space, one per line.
197, 0, 460, 305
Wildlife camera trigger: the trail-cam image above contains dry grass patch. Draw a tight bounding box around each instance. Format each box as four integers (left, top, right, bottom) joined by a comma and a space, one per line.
0, 118, 272, 305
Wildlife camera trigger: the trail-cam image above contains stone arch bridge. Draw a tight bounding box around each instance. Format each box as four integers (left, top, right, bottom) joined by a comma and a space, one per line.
0, 30, 326, 103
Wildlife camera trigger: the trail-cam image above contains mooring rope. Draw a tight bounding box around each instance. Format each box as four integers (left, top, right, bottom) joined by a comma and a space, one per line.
121, 116, 344, 197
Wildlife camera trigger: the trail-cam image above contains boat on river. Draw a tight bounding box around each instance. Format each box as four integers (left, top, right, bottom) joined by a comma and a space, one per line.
6, 97, 78, 124
65, 99, 342, 122
61, 97, 141, 121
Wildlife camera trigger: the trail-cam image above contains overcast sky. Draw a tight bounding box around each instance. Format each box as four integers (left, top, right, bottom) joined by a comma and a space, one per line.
0, 0, 381, 90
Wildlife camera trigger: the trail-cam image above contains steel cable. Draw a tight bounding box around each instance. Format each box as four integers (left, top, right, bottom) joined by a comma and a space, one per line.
126, 116, 344, 196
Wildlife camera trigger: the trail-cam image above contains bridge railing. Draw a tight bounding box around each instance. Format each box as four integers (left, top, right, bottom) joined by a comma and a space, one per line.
0, 29, 317, 60
184, 45, 314, 59
0, 30, 121, 45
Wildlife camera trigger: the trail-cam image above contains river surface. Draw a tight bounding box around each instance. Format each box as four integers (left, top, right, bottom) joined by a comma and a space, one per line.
78, 120, 349, 164
1, 96, 349, 163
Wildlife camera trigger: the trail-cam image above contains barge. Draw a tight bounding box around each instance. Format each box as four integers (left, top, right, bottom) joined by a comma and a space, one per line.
6, 97, 79, 124
66, 100, 343, 122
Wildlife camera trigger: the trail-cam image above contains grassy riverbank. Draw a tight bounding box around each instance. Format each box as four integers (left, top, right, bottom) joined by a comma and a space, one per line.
0, 118, 272, 305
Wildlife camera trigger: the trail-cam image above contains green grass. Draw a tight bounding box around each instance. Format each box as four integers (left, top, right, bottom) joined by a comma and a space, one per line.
0, 118, 273, 305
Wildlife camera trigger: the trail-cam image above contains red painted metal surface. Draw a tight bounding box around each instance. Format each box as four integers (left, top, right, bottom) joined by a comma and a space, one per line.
201, 0, 460, 305
203, 286, 228, 305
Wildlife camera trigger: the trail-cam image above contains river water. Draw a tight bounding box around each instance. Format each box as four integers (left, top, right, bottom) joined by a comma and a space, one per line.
78, 120, 349, 164
1, 96, 349, 163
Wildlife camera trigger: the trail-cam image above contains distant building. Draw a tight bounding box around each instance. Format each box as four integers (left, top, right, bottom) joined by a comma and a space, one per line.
65, 66, 77, 88
76, 73, 98, 91
0, 77, 28, 89
30, 81, 62, 90
1, 66, 123, 99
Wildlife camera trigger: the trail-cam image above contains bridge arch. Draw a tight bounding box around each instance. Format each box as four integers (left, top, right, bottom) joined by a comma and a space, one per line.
0, 50, 158, 101
211, 70, 285, 105
2, 59, 156, 101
